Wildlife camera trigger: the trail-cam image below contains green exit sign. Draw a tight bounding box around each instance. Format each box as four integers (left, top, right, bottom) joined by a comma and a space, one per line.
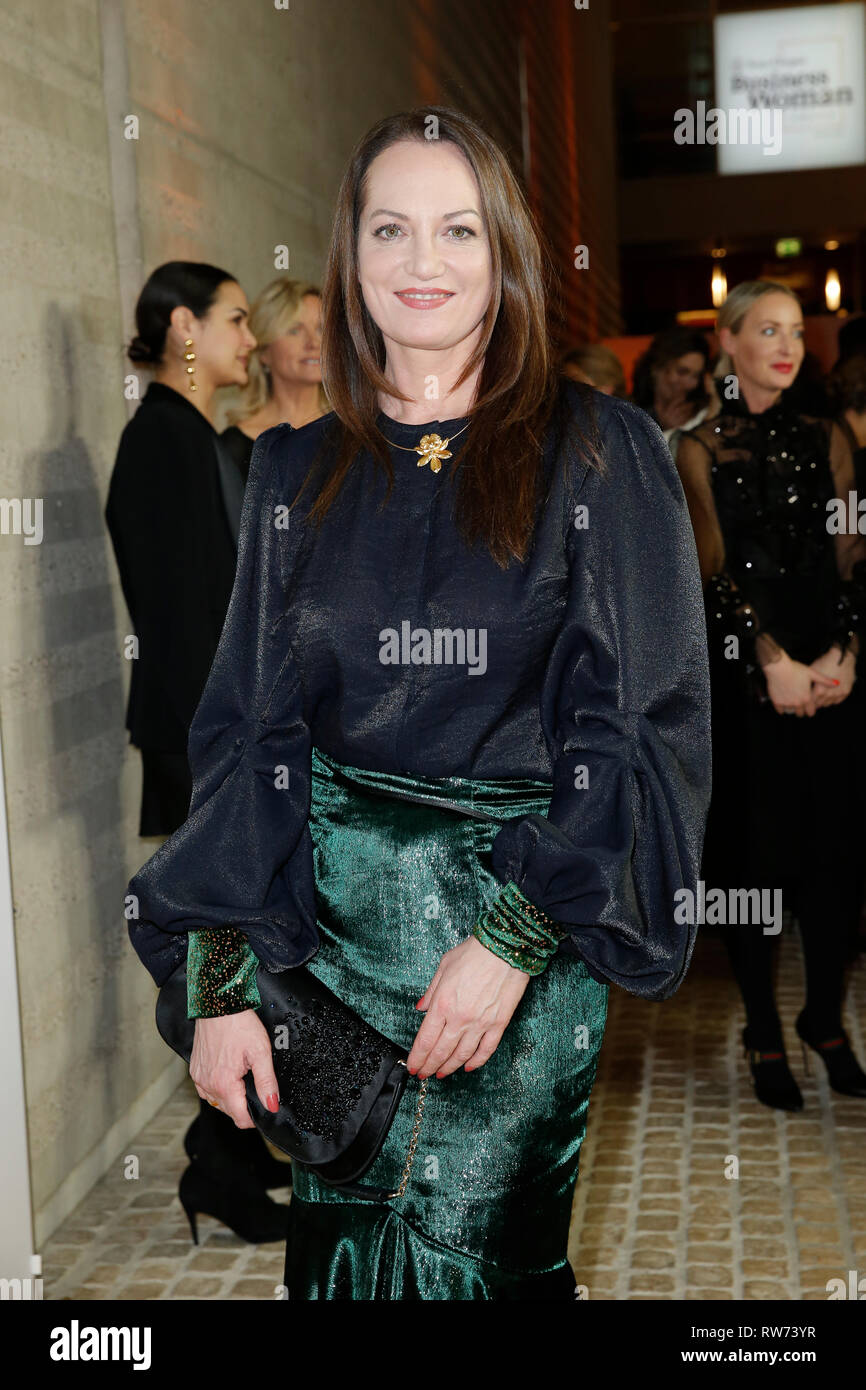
775, 238, 802, 258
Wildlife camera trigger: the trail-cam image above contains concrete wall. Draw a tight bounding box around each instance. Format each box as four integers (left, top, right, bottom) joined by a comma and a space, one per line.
0, 0, 145, 1247
0, 0, 619, 1246
0, 0, 425, 1247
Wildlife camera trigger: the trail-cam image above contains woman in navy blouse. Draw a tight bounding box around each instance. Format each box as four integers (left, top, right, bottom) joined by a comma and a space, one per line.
126, 107, 711, 1300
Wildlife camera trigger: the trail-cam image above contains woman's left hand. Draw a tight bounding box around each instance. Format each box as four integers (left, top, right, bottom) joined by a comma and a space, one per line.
407, 936, 530, 1079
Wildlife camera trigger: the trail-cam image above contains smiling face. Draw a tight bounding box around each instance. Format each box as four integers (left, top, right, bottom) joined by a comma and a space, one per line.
180, 280, 257, 388
720, 291, 805, 397
260, 293, 323, 387
356, 139, 493, 365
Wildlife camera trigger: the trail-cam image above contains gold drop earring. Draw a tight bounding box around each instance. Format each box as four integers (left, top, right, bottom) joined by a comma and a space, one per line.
183, 338, 197, 392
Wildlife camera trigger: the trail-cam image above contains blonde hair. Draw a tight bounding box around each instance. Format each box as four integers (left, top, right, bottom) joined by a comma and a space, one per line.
225, 277, 328, 425
714, 279, 802, 381
561, 344, 626, 396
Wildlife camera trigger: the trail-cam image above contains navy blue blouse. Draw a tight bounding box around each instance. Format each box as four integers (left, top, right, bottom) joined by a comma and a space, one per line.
126, 380, 711, 1001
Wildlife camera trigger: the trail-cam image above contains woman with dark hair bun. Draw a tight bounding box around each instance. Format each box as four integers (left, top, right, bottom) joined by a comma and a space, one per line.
107, 262, 256, 836
105, 262, 293, 1245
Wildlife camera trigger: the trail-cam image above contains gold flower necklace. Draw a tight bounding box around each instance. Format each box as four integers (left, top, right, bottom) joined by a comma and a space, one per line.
380, 419, 471, 473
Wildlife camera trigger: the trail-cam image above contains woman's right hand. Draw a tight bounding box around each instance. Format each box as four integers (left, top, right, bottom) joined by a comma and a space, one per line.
763, 652, 837, 717
190, 1011, 280, 1129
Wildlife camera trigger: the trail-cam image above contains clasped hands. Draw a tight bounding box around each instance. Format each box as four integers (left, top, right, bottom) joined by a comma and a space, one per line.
191, 935, 528, 1127
764, 644, 856, 717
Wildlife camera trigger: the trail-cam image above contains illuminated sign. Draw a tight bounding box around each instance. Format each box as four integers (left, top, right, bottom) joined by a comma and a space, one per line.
714, 4, 866, 174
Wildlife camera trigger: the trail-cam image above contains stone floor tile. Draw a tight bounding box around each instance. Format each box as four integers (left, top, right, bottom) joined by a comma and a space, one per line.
226, 1278, 284, 1299
38, 931, 865, 1304
171, 1276, 225, 1298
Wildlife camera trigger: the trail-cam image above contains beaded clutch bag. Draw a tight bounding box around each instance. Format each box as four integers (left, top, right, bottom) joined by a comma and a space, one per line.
156, 961, 428, 1202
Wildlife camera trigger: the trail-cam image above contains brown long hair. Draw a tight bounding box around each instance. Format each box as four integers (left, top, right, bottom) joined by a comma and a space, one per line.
294, 106, 599, 568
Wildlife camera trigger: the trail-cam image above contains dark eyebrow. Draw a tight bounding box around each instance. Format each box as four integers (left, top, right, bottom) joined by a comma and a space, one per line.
366, 207, 481, 222
228, 306, 249, 316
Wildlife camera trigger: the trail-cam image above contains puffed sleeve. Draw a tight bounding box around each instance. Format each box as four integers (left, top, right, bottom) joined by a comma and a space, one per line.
125, 423, 318, 990
485, 398, 712, 1000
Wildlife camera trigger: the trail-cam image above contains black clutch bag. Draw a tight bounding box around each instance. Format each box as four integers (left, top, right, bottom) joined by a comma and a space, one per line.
156, 961, 428, 1202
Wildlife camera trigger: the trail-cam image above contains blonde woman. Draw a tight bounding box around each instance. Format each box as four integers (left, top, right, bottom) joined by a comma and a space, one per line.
220, 278, 328, 483
127, 108, 710, 1301
677, 280, 866, 1111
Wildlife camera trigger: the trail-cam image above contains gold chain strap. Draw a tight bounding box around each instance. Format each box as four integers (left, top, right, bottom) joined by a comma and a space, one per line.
385, 1073, 429, 1200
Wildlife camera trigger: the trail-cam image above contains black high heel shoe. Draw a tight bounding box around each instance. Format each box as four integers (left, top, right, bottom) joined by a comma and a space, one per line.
178, 1162, 291, 1246
795, 1010, 866, 1098
742, 1027, 803, 1111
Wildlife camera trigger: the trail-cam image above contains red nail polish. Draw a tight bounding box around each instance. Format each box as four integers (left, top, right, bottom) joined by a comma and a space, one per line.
266, 1093, 279, 1113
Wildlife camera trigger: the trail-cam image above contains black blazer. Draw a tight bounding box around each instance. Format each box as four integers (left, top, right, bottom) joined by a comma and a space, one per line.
220, 424, 256, 486
105, 382, 238, 751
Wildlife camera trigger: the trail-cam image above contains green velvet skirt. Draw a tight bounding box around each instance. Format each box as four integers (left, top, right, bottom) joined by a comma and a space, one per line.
283, 745, 609, 1301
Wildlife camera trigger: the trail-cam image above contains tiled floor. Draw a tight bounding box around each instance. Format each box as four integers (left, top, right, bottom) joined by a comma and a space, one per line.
44, 926, 866, 1300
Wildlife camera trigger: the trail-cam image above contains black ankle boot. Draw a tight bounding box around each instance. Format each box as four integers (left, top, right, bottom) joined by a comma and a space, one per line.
743, 1026, 803, 1112
795, 1010, 866, 1098
178, 1103, 291, 1245
178, 1162, 291, 1246
185, 1110, 292, 1190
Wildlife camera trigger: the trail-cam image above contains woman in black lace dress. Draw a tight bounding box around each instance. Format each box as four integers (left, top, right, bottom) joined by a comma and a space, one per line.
677, 280, 866, 1111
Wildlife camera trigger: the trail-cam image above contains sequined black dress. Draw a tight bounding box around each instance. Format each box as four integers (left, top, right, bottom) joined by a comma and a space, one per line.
679, 394, 866, 902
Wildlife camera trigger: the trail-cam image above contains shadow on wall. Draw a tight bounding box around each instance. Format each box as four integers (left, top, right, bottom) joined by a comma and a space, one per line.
23, 303, 138, 1197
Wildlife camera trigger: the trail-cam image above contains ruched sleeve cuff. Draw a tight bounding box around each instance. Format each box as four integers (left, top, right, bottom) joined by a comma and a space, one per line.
471, 880, 568, 975
187, 927, 262, 1018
